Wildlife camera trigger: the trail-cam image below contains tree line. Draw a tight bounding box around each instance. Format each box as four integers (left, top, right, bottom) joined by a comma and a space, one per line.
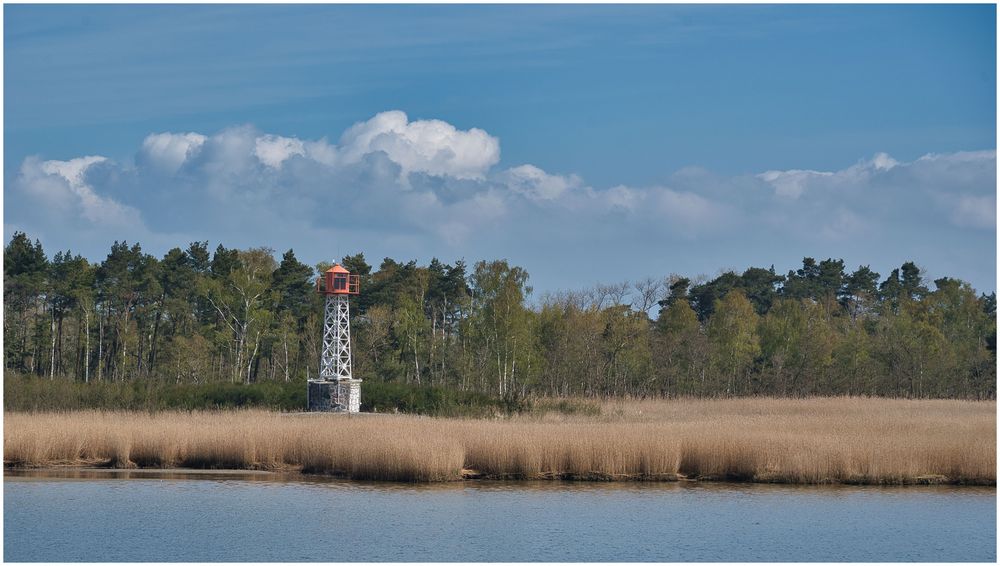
4, 232, 996, 400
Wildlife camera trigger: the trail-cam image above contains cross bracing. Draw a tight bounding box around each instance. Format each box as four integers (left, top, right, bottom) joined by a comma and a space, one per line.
320, 294, 353, 381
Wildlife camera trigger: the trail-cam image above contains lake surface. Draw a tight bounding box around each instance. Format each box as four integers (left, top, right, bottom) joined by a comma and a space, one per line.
4, 469, 996, 562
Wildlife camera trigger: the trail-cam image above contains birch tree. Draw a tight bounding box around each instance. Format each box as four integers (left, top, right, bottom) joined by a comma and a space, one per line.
203, 248, 276, 383
468, 260, 536, 397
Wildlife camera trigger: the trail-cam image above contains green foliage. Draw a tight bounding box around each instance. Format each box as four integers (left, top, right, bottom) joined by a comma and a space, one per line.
688, 271, 741, 320
707, 290, 760, 395
598, 305, 652, 395
900, 261, 928, 300
782, 257, 844, 303
360, 380, 520, 417
2, 231, 995, 402
841, 265, 881, 319
210, 244, 241, 278
467, 260, 537, 397
688, 267, 786, 320
4, 233, 50, 374
4, 373, 304, 411
739, 266, 784, 315
5, 231, 48, 278
759, 299, 834, 395
879, 268, 904, 312
271, 249, 315, 323
653, 298, 708, 396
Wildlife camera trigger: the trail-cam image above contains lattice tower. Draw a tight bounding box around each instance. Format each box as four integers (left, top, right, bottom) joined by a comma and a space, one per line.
320, 294, 352, 380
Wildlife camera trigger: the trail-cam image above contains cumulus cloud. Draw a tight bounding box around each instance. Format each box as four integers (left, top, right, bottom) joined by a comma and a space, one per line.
8, 110, 995, 294
19, 155, 140, 227
200, 125, 260, 181
758, 169, 833, 199
758, 152, 905, 199
254, 134, 305, 168
757, 150, 996, 233
869, 152, 899, 171
139, 132, 206, 174
130, 111, 501, 181
338, 110, 500, 179
499, 164, 582, 201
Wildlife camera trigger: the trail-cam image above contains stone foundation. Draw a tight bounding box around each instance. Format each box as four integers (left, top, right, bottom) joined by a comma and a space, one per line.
307, 379, 362, 413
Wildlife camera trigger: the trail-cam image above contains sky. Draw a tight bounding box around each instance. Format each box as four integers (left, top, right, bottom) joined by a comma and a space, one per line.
4, 4, 997, 296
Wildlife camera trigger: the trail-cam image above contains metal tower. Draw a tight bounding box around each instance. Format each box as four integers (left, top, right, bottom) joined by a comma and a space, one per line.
321, 294, 352, 381
309, 264, 361, 412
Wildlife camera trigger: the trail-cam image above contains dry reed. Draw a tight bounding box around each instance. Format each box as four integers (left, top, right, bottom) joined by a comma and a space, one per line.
4, 398, 995, 484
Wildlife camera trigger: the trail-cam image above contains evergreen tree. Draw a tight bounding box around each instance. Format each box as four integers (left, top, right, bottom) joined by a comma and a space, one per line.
271, 249, 314, 323
4, 232, 49, 373
900, 261, 928, 301
186, 241, 211, 274
658, 276, 691, 311
210, 244, 241, 278
688, 272, 740, 321
879, 268, 903, 312
740, 266, 784, 314
841, 265, 880, 318
782, 257, 821, 300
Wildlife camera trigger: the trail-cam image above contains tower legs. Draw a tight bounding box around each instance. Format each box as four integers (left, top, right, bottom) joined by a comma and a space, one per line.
311, 294, 362, 412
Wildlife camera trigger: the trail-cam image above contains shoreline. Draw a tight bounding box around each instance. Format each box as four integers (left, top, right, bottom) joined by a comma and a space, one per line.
5, 464, 994, 487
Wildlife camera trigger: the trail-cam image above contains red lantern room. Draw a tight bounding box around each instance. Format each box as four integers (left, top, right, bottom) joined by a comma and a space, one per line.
317, 263, 360, 295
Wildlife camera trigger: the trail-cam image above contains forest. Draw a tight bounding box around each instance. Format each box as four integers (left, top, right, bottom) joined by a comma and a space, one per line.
4, 231, 996, 403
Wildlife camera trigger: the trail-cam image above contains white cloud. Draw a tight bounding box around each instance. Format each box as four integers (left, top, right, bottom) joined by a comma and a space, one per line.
605, 185, 642, 211
338, 110, 500, 179
254, 134, 306, 168
435, 190, 507, 244
198, 125, 261, 193
303, 138, 339, 166
916, 149, 997, 164
20, 155, 140, 227
951, 194, 996, 229
140, 132, 206, 174
756, 150, 997, 235
870, 152, 899, 171
500, 164, 581, 201
819, 208, 867, 241
134, 111, 501, 182
758, 152, 906, 199
758, 169, 833, 199
10, 113, 995, 294
39, 155, 106, 187
652, 187, 729, 235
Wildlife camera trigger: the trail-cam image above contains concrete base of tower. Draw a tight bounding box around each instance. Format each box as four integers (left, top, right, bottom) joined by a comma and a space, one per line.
307, 379, 363, 413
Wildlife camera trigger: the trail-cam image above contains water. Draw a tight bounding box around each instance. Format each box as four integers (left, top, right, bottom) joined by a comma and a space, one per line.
4, 469, 996, 562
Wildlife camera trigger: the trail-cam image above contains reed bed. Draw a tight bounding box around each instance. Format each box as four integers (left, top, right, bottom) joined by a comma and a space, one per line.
4, 398, 995, 484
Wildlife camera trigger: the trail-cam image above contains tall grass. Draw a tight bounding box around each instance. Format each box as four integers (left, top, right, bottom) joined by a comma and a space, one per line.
4, 398, 995, 484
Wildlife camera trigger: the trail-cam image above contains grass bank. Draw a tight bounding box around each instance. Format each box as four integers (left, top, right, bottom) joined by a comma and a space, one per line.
4, 398, 994, 485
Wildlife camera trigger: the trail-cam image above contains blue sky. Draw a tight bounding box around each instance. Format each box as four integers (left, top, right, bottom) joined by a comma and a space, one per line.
4, 4, 997, 296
